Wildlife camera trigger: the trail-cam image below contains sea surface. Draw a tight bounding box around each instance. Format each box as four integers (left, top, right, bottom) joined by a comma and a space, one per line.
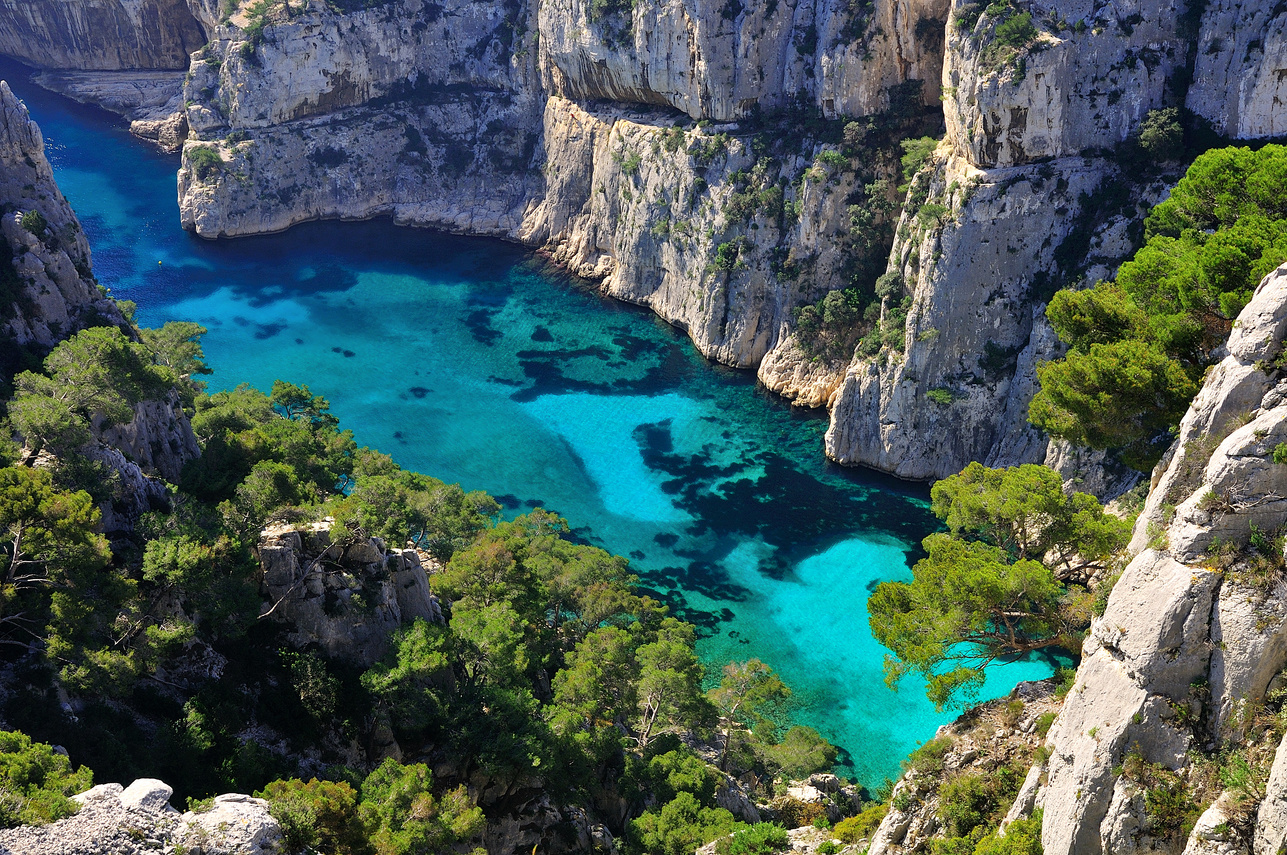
2, 66, 1055, 787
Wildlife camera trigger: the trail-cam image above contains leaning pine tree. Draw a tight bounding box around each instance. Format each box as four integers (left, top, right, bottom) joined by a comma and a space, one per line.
869, 462, 1127, 709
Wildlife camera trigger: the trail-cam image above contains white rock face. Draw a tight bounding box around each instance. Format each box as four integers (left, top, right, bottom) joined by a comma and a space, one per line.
179, 794, 283, 855
1184, 799, 1249, 855
1254, 733, 1287, 855
119, 778, 175, 813
539, 0, 949, 121
1034, 265, 1287, 855
100, 393, 202, 484
757, 336, 847, 408
0, 778, 281, 855
943, 0, 1186, 169
523, 98, 875, 366
1187, 1, 1287, 140
0, 0, 205, 70
259, 521, 445, 664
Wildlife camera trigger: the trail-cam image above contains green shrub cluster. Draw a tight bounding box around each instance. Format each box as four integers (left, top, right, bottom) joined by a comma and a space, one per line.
0, 730, 93, 828
187, 145, 224, 181
18, 210, 46, 236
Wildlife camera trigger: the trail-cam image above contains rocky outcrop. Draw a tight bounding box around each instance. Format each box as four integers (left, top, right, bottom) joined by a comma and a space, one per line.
1187, 1, 1287, 140
863, 679, 1061, 854
0, 0, 205, 70
100, 393, 202, 484
538, 0, 949, 122
259, 521, 444, 665
0, 80, 128, 349
0, 779, 281, 855
757, 337, 847, 408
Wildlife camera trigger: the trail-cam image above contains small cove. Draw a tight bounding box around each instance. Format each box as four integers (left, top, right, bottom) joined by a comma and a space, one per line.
3, 67, 1056, 786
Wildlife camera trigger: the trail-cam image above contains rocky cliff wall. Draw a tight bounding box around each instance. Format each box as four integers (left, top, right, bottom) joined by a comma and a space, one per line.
177, 0, 544, 236
1187, 1, 1287, 141
0, 80, 129, 349
819, 0, 1211, 480
943, 0, 1187, 169
521, 97, 889, 366
0, 0, 204, 70
538, 0, 949, 122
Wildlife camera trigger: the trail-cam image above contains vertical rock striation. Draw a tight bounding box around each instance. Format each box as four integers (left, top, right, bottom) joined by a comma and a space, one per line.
0, 0, 205, 70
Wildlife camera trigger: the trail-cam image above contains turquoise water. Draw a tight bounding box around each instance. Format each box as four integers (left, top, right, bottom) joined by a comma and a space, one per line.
1, 65, 1054, 787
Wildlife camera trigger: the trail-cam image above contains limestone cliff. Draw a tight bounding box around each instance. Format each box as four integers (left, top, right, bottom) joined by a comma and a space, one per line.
822, 0, 1191, 480
1034, 263, 1287, 855
825, 145, 1165, 480
537, 0, 948, 121
0, 0, 204, 70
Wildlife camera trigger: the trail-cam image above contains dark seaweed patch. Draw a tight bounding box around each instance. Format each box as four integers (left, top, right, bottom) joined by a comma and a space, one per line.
508, 338, 693, 402
464, 308, 501, 346
409, 386, 430, 399
634, 420, 938, 582
253, 322, 286, 340
530, 326, 553, 342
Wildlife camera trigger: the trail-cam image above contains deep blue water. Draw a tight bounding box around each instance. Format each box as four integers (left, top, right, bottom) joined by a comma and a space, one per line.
2, 65, 1054, 786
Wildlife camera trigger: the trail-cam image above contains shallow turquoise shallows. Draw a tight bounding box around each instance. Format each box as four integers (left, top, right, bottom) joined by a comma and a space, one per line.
3, 66, 1056, 787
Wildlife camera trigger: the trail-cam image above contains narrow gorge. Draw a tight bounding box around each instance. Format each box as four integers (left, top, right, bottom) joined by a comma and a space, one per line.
0, 0, 1283, 854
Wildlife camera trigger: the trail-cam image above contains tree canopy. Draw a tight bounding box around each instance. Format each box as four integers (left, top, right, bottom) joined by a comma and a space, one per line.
1030, 144, 1287, 468
931, 461, 1130, 578
872, 463, 1122, 708
869, 533, 1066, 709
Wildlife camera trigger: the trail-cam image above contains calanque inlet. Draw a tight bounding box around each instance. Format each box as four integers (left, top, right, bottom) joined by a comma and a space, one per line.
0, 0, 1281, 853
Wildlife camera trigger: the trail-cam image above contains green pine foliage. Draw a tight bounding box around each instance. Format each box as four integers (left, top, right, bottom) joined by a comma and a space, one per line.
1031, 144, 1287, 468
0, 730, 93, 827
870, 462, 1124, 709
